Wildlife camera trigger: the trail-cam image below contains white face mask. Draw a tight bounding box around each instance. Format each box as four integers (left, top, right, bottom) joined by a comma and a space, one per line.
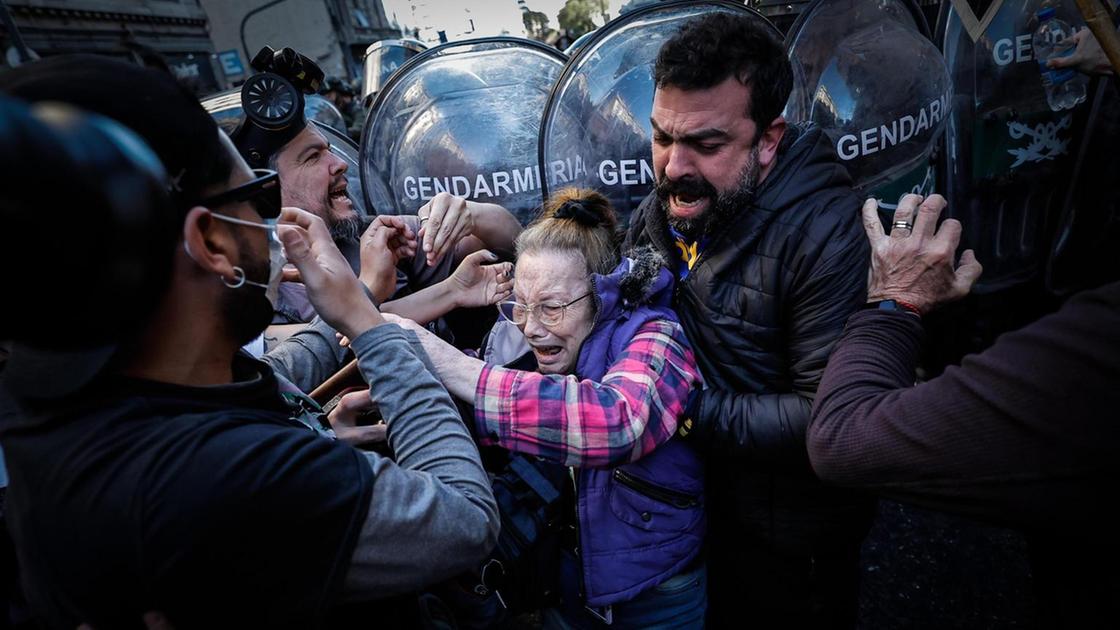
209, 213, 285, 310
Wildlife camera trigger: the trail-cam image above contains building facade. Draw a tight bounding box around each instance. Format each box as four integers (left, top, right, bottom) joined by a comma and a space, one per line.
200, 0, 398, 90
1, 0, 221, 94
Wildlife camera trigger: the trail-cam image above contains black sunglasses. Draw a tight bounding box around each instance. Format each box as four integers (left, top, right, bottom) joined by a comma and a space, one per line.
198, 168, 281, 219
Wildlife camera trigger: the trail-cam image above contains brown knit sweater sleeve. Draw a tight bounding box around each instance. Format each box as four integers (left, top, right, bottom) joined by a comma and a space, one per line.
808, 282, 1120, 529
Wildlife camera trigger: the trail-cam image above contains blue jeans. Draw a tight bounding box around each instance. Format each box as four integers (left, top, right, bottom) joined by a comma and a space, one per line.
542, 551, 707, 629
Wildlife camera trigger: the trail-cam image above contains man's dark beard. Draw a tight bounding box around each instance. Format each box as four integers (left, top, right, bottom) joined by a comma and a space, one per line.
657, 147, 761, 240
329, 211, 363, 244
221, 230, 274, 347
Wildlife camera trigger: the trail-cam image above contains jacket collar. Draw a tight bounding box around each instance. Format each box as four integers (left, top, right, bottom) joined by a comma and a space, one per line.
754, 122, 854, 213
590, 247, 674, 327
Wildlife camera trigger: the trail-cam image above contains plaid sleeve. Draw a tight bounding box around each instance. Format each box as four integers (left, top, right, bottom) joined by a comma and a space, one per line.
473, 319, 703, 468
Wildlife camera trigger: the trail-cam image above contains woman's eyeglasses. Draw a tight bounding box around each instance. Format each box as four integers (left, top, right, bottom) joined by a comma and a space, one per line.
497, 292, 592, 327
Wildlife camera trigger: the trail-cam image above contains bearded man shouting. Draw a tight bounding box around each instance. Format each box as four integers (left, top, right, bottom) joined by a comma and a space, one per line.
624, 13, 875, 628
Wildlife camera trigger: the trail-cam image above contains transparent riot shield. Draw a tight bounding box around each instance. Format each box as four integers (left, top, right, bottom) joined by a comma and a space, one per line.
198, 91, 368, 217
785, 0, 949, 210
564, 30, 597, 57
304, 95, 347, 135
937, 0, 1092, 292
361, 39, 427, 107
360, 38, 567, 224
538, 1, 781, 226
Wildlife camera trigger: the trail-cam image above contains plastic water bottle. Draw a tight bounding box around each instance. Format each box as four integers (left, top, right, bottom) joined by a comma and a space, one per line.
1033, 7, 1088, 111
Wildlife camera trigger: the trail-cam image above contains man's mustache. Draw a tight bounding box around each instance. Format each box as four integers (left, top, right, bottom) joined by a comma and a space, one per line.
656, 175, 718, 201
329, 176, 349, 197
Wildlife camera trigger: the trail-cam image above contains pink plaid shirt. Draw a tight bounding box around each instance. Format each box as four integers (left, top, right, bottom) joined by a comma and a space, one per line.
473, 319, 702, 468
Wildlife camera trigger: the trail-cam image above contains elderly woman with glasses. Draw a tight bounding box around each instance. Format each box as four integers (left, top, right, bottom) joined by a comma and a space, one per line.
389, 188, 707, 628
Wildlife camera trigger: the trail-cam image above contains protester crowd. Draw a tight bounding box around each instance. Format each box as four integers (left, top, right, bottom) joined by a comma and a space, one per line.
0, 11, 1116, 630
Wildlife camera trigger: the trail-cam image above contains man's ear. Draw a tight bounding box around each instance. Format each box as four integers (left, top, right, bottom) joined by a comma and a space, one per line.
756, 115, 787, 172
182, 206, 237, 281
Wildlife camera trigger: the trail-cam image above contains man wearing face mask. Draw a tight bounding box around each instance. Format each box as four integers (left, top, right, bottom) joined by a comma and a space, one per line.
623, 14, 874, 627
0, 57, 498, 628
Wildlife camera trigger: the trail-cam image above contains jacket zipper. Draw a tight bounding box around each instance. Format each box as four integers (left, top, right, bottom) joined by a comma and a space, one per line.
612, 468, 699, 509
571, 466, 587, 599
574, 277, 601, 604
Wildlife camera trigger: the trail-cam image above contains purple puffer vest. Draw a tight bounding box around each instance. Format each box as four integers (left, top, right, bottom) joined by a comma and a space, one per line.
574, 255, 706, 607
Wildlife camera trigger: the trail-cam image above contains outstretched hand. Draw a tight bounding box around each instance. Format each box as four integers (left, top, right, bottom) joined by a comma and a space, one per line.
862, 194, 982, 315
278, 207, 383, 339
358, 215, 417, 302
381, 312, 425, 333
450, 250, 514, 308
417, 192, 474, 268
381, 313, 484, 401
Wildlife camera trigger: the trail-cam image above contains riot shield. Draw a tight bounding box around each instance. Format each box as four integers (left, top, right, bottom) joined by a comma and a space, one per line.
538, 1, 781, 225
937, 0, 1092, 292
361, 39, 427, 107
785, 0, 949, 210
360, 37, 567, 223
564, 30, 597, 57
1044, 73, 1120, 296
304, 95, 347, 135
199, 91, 369, 217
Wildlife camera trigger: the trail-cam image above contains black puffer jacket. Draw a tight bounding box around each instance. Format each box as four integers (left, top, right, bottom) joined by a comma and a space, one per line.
625, 123, 874, 623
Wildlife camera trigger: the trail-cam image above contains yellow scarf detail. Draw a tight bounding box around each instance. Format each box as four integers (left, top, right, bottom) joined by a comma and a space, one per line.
674, 238, 701, 271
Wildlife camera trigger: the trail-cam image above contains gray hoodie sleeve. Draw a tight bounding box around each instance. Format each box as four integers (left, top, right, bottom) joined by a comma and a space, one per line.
260, 317, 350, 393
341, 323, 499, 599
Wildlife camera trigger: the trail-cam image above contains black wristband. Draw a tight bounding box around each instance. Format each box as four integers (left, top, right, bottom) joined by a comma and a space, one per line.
864, 299, 922, 318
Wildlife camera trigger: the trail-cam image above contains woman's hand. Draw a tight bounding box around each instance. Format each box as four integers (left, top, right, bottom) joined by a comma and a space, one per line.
449, 250, 513, 308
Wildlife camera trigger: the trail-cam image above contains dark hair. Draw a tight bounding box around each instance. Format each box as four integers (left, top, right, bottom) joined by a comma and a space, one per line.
516, 188, 620, 276
654, 13, 792, 135
0, 54, 235, 216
